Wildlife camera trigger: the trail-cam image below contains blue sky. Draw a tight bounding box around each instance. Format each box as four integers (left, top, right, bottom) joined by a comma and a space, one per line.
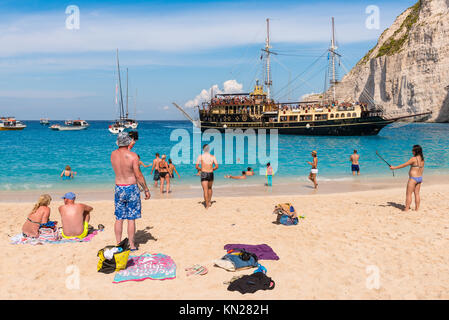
0, 0, 416, 120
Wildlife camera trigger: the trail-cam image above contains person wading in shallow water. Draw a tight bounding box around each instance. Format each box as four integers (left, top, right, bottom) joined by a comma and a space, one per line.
111, 132, 150, 251
308, 150, 318, 189
195, 144, 218, 209
350, 149, 360, 176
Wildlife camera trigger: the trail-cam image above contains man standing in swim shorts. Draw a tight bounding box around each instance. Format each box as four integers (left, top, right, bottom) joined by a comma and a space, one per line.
150, 153, 161, 188
111, 132, 151, 251
307, 150, 318, 189
195, 144, 218, 209
350, 149, 360, 176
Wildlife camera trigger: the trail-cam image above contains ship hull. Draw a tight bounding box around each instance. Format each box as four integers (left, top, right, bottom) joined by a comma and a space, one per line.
198, 117, 394, 136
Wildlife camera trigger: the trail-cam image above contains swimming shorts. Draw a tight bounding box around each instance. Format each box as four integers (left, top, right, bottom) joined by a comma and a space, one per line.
153, 170, 160, 181
201, 171, 214, 182
61, 221, 89, 240
267, 175, 272, 186
311, 169, 318, 174
114, 184, 141, 220
351, 164, 360, 172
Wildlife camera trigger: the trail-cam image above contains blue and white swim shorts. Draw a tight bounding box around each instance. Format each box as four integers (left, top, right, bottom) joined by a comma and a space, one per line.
114, 184, 142, 220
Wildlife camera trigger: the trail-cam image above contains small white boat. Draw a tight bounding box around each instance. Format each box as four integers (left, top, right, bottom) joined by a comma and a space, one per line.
124, 119, 138, 129
50, 120, 89, 131
108, 123, 125, 134
40, 118, 50, 125
0, 117, 26, 131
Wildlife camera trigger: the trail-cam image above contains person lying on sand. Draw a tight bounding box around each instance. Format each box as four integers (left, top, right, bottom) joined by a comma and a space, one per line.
58, 192, 93, 239
22, 194, 52, 238
225, 171, 247, 180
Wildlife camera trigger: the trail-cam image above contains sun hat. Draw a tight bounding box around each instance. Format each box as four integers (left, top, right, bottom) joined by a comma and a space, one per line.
117, 132, 132, 147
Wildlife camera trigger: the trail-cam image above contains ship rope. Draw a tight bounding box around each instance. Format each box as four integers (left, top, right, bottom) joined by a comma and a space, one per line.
271, 49, 328, 99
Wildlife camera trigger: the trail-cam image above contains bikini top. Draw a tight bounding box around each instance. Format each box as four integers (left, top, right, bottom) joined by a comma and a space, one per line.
411, 157, 424, 168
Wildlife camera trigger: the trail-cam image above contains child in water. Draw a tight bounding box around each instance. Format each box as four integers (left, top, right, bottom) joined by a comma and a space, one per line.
61, 165, 77, 180
266, 163, 273, 186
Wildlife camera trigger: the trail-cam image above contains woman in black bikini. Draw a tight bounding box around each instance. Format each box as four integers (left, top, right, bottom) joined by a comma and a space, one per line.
157, 155, 171, 193
390, 145, 425, 212
22, 194, 52, 237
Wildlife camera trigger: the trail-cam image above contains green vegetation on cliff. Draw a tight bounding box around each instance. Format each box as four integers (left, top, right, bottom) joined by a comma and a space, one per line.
357, 0, 421, 65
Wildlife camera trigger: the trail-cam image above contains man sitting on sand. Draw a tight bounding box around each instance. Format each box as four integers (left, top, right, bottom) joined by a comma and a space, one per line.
225, 171, 247, 179
58, 192, 93, 239
350, 149, 360, 176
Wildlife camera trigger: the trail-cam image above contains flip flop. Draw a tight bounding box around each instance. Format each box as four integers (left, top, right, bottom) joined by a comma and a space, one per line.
130, 248, 138, 252
185, 265, 208, 276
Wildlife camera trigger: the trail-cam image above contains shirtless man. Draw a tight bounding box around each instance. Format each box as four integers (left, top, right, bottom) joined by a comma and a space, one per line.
150, 153, 161, 187
245, 167, 254, 176
350, 149, 360, 176
307, 150, 318, 189
195, 144, 218, 209
225, 171, 247, 179
111, 132, 151, 250
58, 192, 93, 239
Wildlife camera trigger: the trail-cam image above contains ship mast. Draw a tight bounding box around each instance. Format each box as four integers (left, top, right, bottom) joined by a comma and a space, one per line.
126, 68, 129, 119
328, 17, 340, 102
116, 49, 125, 122
263, 18, 272, 100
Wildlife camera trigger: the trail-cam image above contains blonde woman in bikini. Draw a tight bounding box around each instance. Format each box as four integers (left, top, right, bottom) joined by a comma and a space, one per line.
308, 151, 318, 189
390, 145, 425, 212
22, 194, 52, 238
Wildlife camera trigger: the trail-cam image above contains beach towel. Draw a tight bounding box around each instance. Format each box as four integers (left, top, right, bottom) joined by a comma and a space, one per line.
224, 244, 279, 260
10, 228, 99, 245
227, 272, 275, 294
113, 253, 176, 283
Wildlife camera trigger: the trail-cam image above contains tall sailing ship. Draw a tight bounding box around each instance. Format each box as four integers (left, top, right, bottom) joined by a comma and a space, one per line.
179, 18, 430, 136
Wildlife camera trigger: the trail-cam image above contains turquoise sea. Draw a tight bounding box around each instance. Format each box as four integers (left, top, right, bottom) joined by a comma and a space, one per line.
0, 120, 448, 192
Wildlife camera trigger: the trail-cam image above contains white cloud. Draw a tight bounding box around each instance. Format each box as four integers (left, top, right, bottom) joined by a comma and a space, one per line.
185, 80, 243, 108
0, 2, 404, 58
162, 105, 169, 110
0, 90, 97, 99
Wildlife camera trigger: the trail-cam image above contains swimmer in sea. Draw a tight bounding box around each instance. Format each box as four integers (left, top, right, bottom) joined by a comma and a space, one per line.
350, 149, 360, 176
225, 171, 247, 180
61, 165, 77, 180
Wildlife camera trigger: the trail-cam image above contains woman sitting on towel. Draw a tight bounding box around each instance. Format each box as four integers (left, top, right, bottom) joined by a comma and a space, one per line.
22, 194, 52, 238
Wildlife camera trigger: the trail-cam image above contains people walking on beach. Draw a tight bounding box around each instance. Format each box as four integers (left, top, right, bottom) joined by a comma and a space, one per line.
389, 145, 425, 212
168, 159, 180, 179
308, 151, 318, 189
196, 144, 218, 209
158, 155, 171, 193
266, 163, 273, 186
58, 192, 93, 240
22, 194, 52, 238
225, 171, 247, 179
61, 165, 77, 180
111, 132, 151, 250
150, 153, 161, 187
350, 150, 360, 176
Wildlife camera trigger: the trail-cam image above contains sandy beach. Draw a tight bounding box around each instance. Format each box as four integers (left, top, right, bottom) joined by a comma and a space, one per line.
1, 181, 448, 300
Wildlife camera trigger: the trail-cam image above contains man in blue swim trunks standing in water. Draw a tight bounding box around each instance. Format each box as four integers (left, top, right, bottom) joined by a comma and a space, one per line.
111, 132, 151, 251
350, 149, 360, 176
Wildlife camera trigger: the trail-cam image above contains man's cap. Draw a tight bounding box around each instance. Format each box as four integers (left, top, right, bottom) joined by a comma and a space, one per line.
62, 192, 76, 200
117, 132, 133, 147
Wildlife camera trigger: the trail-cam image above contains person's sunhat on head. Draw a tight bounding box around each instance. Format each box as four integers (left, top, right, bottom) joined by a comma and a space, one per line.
62, 192, 76, 200
117, 132, 132, 147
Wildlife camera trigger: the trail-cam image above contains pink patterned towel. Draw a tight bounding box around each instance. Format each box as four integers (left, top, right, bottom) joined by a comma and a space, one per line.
10, 228, 100, 245
113, 254, 176, 283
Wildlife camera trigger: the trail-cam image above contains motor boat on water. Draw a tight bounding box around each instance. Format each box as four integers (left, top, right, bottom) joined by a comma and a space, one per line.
50, 120, 89, 131
0, 117, 26, 131
40, 118, 50, 125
